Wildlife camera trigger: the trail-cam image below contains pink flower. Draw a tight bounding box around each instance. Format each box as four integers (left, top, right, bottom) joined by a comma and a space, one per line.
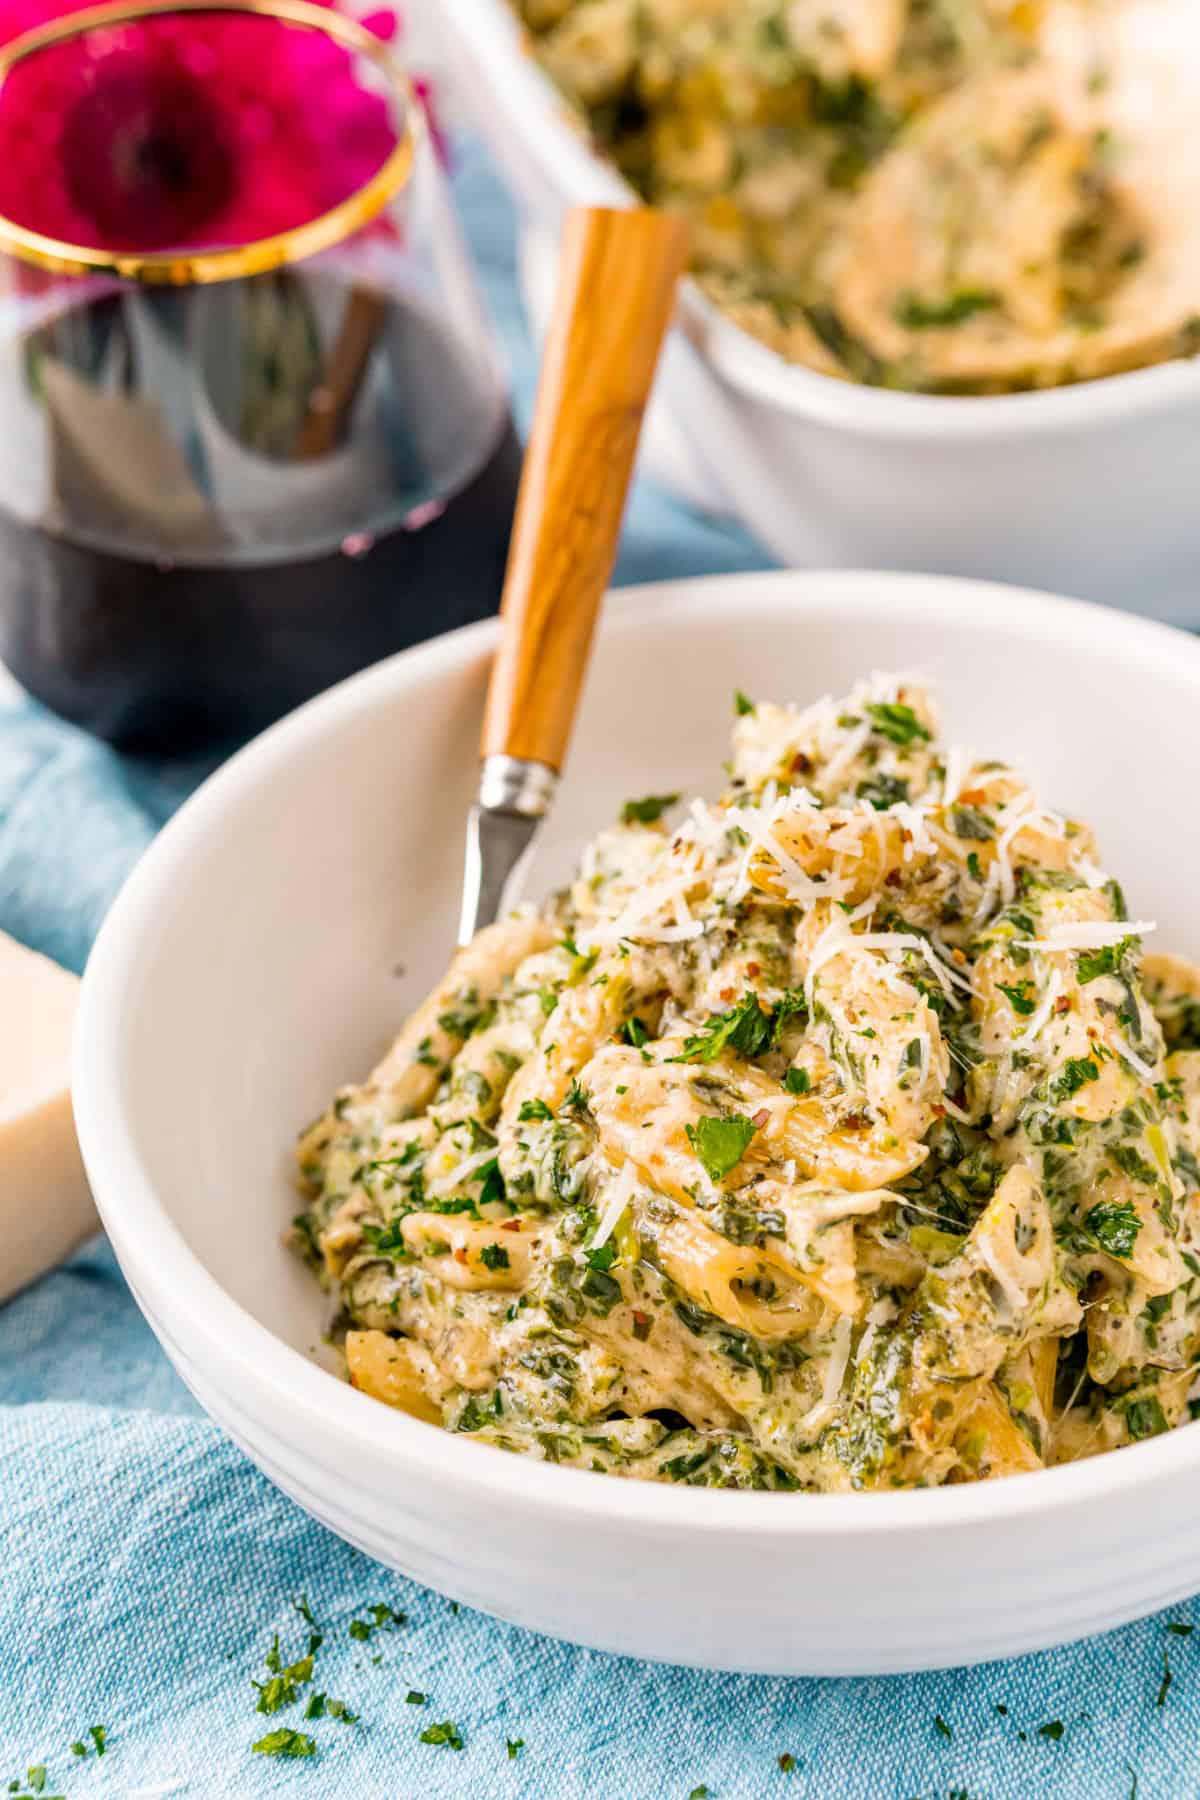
0, 1, 440, 255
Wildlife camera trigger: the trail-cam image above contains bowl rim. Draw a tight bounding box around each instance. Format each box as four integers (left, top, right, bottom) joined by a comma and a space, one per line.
440, 0, 1200, 442
74, 568, 1200, 1538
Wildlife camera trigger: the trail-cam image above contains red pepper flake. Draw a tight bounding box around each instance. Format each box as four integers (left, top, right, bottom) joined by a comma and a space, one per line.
751, 1108, 770, 1130
885, 869, 902, 888
843, 1112, 867, 1131
631, 1311, 652, 1341
960, 787, 986, 805
501, 1219, 521, 1232
453, 1247, 468, 1264
932, 1102, 947, 1118
1054, 995, 1070, 1015
720, 987, 735, 1003
746, 962, 761, 977
900, 829, 912, 844
952, 948, 967, 967
791, 752, 812, 775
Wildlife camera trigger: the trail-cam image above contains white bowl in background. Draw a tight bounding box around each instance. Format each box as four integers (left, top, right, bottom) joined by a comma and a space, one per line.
433, 0, 1200, 623
75, 571, 1200, 1675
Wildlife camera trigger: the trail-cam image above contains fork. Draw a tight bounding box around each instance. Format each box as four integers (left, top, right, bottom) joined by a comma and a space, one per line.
458, 203, 690, 945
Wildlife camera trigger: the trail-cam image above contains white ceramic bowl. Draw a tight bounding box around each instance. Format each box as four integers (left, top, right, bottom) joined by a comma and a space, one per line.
75, 571, 1200, 1675
433, 0, 1200, 623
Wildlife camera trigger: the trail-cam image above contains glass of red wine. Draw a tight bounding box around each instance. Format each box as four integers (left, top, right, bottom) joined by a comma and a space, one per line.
0, 0, 522, 746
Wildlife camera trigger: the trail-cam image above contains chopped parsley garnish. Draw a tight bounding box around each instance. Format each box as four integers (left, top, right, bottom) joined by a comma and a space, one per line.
585, 1239, 617, 1272
479, 1243, 510, 1272
674, 990, 805, 1065
507, 1739, 525, 1760
252, 1728, 316, 1757
419, 1719, 464, 1751
734, 689, 755, 716
518, 1098, 553, 1122
438, 1003, 491, 1038
865, 701, 931, 746
1050, 1056, 1100, 1102
778, 1751, 797, 1772
893, 288, 998, 329
1078, 939, 1133, 982
686, 1114, 758, 1182
622, 1017, 651, 1048
477, 1158, 506, 1208
1083, 1199, 1142, 1260
689, 1787, 710, 1799
998, 982, 1037, 1017
361, 1218, 411, 1257
621, 793, 681, 825
1039, 1720, 1065, 1741
857, 772, 910, 810
934, 1715, 953, 1740
675, 993, 771, 1062
406, 1690, 427, 1705
24, 1773, 46, 1796
1168, 1622, 1195, 1636
784, 1067, 811, 1096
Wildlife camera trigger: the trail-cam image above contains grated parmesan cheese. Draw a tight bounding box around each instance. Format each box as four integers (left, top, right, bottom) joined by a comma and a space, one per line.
1031, 920, 1157, 952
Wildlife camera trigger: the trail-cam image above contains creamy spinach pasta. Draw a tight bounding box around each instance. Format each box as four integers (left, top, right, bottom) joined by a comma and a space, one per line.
510, 0, 1200, 393
292, 676, 1200, 1491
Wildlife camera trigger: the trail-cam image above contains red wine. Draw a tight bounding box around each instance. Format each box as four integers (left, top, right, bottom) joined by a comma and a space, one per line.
0, 272, 521, 748
0, 418, 521, 749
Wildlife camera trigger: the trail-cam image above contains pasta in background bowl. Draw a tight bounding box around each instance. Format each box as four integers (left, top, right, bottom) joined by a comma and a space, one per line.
74, 572, 1200, 1673
509, 0, 1200, 396
437, 0, 1200, 618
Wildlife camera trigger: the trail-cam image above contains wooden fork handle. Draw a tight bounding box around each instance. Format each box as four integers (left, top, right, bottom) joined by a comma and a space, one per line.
480, 206, 690, 772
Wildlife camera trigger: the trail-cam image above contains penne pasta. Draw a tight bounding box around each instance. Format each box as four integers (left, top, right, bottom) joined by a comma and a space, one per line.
290, 673, 1200, 1493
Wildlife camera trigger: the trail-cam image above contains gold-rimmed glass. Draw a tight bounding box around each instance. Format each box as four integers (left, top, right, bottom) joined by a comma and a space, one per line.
0, 0, 521, 745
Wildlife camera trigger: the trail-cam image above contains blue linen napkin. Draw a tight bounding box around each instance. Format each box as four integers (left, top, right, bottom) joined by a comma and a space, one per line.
1, 144, 1198, 1800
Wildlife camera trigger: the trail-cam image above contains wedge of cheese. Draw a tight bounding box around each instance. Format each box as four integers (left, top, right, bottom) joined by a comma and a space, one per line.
1, 929, 97, 1304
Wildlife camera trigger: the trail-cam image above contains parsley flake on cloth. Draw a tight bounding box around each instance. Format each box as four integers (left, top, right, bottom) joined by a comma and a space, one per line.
252, 1728, 317, 1758
419, 1719, 464, 1751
